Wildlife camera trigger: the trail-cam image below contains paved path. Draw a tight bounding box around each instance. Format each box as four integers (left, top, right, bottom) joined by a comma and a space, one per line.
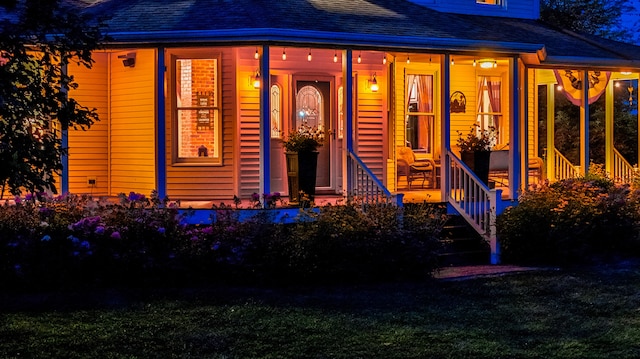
435, 265, 549, 280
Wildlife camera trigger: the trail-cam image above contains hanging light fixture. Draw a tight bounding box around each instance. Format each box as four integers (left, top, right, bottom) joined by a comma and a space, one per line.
450, 57, 454, 65
254, 48, 259, 60
282, 48, 287, 61
473, 59, 477, 67
334, 51, 338, 63
383, 55, 387, 65
307, 49, 312, 62
358, 52, 362, 64
406, 56, 410, 64
478, 58, 495, 69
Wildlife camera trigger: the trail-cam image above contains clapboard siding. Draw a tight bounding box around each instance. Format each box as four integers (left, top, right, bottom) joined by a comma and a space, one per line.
109, 49, 156, 196
166, 47, 237, 200
67, 52, 109, 196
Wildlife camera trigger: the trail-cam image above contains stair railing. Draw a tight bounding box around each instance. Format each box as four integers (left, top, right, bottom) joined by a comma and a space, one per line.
554, 148, 579, 180
444, 150, 502, 264
347, 151, 402, 206
613, 148, 636, 184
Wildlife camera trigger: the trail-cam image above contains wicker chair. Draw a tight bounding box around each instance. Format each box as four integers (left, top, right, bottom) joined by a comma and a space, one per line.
397, 146, 436, 189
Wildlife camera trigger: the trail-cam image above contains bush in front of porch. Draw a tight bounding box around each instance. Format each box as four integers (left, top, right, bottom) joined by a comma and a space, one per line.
0, 192, 447, 291
496, 171, 640, 265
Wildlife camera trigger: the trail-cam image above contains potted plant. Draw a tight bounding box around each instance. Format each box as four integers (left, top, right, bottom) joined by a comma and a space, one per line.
456, 124, 497, 185
282, 125, 324, 205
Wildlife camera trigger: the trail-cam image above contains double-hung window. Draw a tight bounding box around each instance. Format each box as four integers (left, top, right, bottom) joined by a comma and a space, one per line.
476, 75, 502, 144
405, 74, 435, 154
174, 55, 221, 163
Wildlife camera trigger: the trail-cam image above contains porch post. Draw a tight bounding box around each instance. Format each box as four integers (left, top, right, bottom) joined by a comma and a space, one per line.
156, 47, 167, 199
344, 49, 354, 194
259, 45, 271, 202
546, 83, 555, 180
441, 53, 451, 193
510, 56, 521, 200
61, 61, 69, 195
523, 65, 529, 187
580, 70, 590, 175
605, 78, 614, 177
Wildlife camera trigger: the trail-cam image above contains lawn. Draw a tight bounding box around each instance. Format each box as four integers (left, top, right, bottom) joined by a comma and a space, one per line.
2, 262, 640, 359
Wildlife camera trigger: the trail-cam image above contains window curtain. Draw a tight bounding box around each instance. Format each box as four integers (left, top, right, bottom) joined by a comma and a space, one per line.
477, 76, 501, 130
416, 75, 433, 150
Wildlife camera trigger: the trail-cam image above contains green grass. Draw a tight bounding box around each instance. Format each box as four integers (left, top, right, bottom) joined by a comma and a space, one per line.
2, 262, 640, 358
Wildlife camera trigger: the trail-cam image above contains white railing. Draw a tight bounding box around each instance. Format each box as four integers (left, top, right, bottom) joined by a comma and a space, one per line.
554, 148, 579, 180
445, 150, 502, 264
613, 148, 636, 184
347, 152, 402, 206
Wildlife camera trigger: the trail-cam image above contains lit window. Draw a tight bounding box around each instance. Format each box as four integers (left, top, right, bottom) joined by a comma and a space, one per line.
476, 75, 502, 144
271, 84, 281, 138
174, 57, 221, 163
405, 74, 434, 154
477, 0, 502, 4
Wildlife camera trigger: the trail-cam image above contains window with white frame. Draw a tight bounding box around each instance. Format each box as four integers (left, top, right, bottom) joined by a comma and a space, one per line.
174, 56, 221, 163
405, 74, 435, 154
476, 75, 502, 144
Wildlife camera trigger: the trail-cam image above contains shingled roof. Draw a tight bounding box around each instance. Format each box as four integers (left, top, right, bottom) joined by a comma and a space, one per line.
58, 0, 640, 68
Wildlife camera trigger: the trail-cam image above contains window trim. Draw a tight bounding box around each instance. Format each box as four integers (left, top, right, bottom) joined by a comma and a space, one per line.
405, 71, 436, 155
170, 52, 223, 165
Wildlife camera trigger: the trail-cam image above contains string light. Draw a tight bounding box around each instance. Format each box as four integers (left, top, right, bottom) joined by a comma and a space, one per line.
473, 59, 477, 67
406, 56, 410, 64
358, 52, 362, 64
307, 49, 312, 62
282, 48, 286, 61
383, 55, 387, 64
451, 57, 455, 65
254, 48, 259, 60
334, 51, 338, 63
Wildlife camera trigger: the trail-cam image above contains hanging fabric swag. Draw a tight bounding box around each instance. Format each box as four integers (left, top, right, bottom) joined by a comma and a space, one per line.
553, 70, 611, 106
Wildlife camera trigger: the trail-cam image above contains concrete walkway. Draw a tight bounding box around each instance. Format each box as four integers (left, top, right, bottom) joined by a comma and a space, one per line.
434, 265, 550, 280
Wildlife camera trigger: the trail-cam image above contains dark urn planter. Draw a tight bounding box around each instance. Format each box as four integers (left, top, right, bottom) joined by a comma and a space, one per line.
285, 151, 318, 205
461, 151, 491, 185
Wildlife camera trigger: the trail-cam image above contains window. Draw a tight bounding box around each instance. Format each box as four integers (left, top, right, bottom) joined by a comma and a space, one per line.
405, 74, 434, 154
271, 84, 282, 138
476, 75, 502, 144
174, 56, 221, 163
476, 0, 502, 4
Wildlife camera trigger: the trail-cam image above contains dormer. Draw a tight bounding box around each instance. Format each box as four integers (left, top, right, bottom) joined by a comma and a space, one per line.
407, 0, 540, 19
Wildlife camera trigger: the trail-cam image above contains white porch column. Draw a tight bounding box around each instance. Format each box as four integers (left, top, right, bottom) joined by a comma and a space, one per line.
509, 57, 521, 200
343, 49, 353, 193
546, 83, 556, 181
441, 53, 451, 192
259, 45, 271, 201
580, 70, 590, 175
156, 47, 167, 199
605, 78, 614, 176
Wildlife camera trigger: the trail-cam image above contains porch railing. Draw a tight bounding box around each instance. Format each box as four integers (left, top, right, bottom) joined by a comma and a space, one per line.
347, 151, 402, 206
445, 150, 502, 264
554, 148, 579, 180
613, 148, 636, 184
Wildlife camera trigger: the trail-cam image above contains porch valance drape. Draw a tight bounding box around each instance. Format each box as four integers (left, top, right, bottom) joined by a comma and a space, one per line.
553, 70, 611, 106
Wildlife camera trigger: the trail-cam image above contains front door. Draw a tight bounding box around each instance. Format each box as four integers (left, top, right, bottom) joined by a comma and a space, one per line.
294, 78, 332, 190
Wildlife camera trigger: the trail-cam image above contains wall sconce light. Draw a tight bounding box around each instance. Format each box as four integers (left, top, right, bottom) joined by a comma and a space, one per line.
357, 52, 362, 64
118, 52, 136, 68
368, 73, 379, 92
252, 70, 261, 89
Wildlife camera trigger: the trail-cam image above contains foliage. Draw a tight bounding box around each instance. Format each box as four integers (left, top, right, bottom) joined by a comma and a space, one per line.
0, 1, 106, 198
0, 192, 446, 290
540, 0, 631, 41
497, 172, 640, 265
456, 124, 497, 152
282, 124, 324, 153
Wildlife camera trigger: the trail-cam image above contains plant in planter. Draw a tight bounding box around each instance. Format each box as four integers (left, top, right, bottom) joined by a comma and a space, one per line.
456, 124, 497, 185
282, 125, 324, 205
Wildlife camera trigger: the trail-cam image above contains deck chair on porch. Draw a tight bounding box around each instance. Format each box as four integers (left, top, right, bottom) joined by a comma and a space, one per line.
489, 150, 545, 186
397, 146, 436, 189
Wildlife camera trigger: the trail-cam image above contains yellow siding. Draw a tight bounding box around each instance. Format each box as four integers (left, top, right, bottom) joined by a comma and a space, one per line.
355, 69, 387, 179
165, 47, 237, 201
68, 52, 109, 196
109, 49, 156, 196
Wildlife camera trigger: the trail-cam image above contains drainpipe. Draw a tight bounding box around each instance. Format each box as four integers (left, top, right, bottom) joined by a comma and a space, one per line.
259, 45, 271, 206
156, 47, 167, 199
605, 77, 614, 177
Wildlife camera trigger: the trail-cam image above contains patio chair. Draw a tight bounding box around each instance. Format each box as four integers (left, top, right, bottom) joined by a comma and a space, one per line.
397, 146, 436, 189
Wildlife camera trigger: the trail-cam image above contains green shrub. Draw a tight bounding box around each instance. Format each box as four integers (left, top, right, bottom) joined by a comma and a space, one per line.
497, 176, 640, 265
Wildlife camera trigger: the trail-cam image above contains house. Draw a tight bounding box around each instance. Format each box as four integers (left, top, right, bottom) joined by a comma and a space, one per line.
48, 0, 640, 262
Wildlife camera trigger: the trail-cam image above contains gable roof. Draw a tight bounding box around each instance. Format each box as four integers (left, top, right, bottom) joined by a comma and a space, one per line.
71, 0, 640, 69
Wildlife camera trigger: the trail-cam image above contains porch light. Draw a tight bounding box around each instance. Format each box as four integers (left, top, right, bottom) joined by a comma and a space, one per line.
383, 55, 387, 64
450, 57, 454, 65
406, 56, 410, 64
282, 48, 287, 61
334, 51, 338, 63
254, 48, 259, 60
307, 49, 312, 62
118, 52, 136, 68
252, 70, 261, 89
478, 59, 496, 69
369, 73, 379, 92
358, 52, 362, 64
473, 59, 477, 67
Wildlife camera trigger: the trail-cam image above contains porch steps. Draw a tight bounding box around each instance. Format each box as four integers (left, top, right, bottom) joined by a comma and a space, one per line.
438, 215, 490, 267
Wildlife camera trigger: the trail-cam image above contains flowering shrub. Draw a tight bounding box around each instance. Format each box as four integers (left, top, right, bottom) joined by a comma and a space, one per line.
282, 125, 324, 153
456, 124, 497, 152
497, 173, 640, 265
